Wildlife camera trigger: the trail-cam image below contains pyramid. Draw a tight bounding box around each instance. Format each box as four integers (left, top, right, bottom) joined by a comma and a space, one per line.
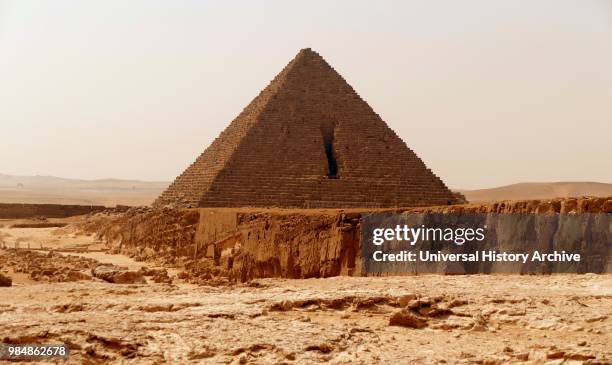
154, 48, 458, 208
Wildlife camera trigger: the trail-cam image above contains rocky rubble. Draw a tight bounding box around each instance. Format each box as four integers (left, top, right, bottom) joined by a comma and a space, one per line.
91, 264, 146, 284
177, 259, 231, 286
0, 249, 96, 282
389, 296, 454, 328
138, 266, 173, 284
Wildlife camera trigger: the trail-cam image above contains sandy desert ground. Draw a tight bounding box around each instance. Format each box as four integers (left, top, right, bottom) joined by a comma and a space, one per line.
0, 219, 611, 364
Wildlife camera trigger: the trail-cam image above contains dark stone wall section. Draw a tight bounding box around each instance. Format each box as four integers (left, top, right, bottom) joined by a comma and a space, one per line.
0, 203, 106, 219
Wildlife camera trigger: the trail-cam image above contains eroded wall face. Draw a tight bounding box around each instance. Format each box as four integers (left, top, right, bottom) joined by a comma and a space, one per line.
101, 198, 611, 281
361, 212, 611, 274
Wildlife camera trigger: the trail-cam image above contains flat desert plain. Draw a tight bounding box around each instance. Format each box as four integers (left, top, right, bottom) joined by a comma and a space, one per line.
3, 174, 612, 206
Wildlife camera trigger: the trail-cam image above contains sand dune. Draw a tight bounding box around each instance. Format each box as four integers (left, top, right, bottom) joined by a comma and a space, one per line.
460, 181, 612, 203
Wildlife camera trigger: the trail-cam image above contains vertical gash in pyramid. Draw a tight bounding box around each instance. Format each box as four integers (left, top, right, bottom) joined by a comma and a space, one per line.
155, 48, 458, 208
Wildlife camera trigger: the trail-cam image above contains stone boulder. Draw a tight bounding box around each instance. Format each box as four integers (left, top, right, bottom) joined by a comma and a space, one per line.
389, 309, 428, 328
138, 267, 172, 284
92, 265, 145, 284
0, 273, 12, 287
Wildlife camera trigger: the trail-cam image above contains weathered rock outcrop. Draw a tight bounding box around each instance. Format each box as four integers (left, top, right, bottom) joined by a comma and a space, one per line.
0, 249, 95, 283
91, 197, 611, 281
362, 211, 610, 274
224, 212, 360, 281
85, 207, 199, 265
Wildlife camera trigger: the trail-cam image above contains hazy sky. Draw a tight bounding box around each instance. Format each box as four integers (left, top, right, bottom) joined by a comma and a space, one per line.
1, 0, 610, 189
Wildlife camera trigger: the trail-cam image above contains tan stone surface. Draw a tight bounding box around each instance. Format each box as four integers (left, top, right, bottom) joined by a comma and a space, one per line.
0, 272, 610, 364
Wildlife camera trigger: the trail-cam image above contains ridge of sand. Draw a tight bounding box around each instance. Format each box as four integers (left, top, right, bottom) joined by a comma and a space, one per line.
460, 181, 612, 203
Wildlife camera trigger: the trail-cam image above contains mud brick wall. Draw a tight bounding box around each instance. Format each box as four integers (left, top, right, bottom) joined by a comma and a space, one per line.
155, 49, 457, 209
0, 203, 105, 219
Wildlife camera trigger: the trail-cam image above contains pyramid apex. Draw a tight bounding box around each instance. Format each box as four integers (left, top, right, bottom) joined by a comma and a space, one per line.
285, 48, 325, 71
291, 48, 327, 66
297, 47, 319, 57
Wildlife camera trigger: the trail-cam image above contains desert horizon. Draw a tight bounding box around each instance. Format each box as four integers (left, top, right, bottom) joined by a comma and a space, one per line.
1, 172, 611, 207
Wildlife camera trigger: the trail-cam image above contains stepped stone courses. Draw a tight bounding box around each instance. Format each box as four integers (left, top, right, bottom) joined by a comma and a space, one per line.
155, 48, 457, 208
